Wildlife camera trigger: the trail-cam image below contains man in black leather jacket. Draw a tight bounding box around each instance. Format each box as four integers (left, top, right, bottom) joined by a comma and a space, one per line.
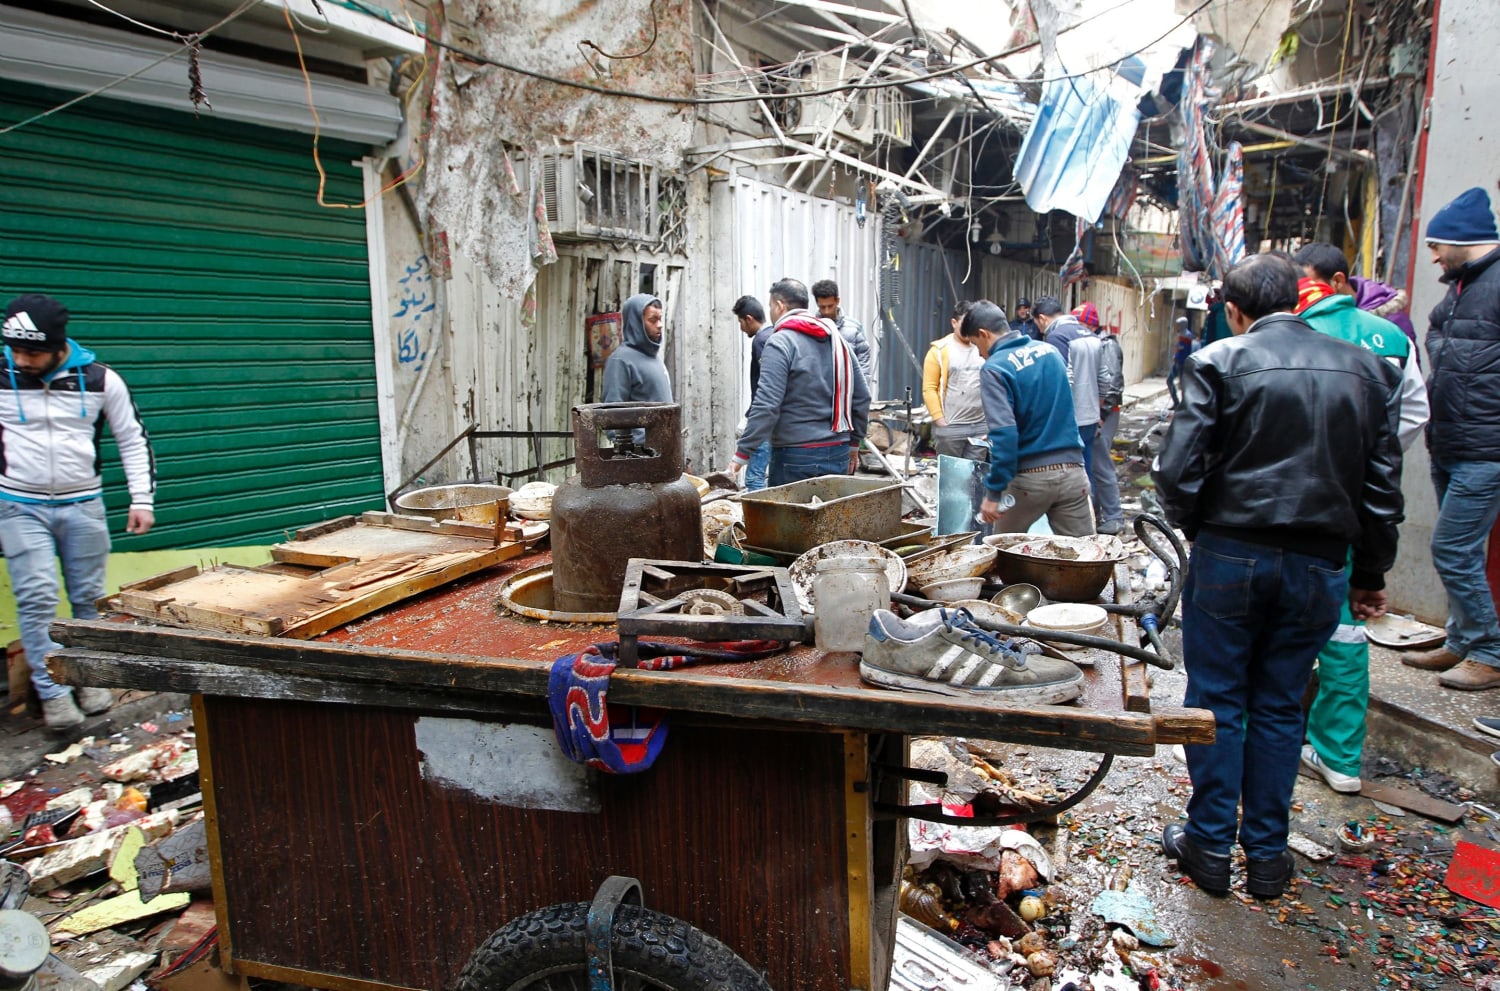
1152, 252, 1404, 900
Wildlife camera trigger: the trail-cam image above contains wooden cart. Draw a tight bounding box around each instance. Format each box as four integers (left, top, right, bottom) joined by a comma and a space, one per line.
50, 553, 1212, 991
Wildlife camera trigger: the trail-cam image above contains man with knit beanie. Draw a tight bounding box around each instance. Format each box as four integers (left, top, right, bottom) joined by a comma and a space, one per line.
1291, 243, 1429, 791
1404, 187, 1500, 690
0, 294, 155, 731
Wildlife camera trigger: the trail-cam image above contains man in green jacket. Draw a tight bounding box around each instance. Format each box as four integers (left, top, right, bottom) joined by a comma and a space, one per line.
1292, 243, 1429, 793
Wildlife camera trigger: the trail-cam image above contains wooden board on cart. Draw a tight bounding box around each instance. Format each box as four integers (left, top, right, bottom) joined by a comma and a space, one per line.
106, 513, 523, 640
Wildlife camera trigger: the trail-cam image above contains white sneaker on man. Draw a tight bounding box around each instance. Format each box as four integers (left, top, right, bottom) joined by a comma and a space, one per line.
42, 692, 85, 731
75, 687, 115, 715
1300, 744, 1361, 794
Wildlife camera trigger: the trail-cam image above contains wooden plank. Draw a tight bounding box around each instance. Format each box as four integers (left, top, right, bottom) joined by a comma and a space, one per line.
1112, 562, 1154, 714
118, 565, 201, 592
193, 694, 236, 974
111, 522, 521, 639
279, 543, 523, 640
359, 511, 500, 542
1357, 781, 1467, 823
843, 732, 872, 991
1151, 707, 1215, 745
292, 516, 360, 541
49, 626, 1168, 754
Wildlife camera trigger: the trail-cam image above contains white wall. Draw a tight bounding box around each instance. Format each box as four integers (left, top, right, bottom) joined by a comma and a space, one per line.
1386, 0, 1500, 623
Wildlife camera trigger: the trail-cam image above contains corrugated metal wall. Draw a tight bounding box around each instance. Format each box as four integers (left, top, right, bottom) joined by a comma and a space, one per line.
2, 81, 383, 550
877, 242, 965, 404
726, 177, 879, 394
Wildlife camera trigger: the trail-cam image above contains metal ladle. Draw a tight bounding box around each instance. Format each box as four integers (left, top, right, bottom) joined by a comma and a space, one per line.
991, 582, 1042, 620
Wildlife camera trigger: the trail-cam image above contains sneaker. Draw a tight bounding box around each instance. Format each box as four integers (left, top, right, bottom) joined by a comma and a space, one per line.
74, 687, 114, 715
1300, 745, 1361, 793
42, 692, 85, 731
1245, 851, 1295, 900
1096, 519, 1125, 536
1161, 823, 1230, 895
1492, 750, 1500, 770
860, 608, 1084, 705
1474, 716, 1500, 740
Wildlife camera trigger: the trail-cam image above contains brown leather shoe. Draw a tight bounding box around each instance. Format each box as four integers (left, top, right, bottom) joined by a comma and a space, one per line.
1439, 660, 1500, 691
1402, 646, 1463, 671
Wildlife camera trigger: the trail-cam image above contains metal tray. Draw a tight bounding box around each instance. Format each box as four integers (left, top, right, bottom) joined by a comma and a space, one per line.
739, 474, 903, 554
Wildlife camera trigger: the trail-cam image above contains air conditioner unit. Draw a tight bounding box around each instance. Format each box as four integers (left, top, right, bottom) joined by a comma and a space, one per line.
786, 55, 875, 146
535, 148, 660, 243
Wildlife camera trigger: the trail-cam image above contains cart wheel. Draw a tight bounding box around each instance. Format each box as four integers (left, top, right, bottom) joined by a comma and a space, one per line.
455, 902, 772, 991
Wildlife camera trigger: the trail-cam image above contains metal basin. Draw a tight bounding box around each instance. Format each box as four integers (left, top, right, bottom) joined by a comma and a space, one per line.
496, 564, 615, 624
395, 484, 512, 524
983, 533, 1125, 602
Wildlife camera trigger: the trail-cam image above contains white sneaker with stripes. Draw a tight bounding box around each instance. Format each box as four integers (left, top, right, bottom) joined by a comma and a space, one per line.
859, 608, 1083, 705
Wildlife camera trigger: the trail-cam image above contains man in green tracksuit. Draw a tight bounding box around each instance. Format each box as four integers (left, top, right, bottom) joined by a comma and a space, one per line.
1293, 244, 1429, 792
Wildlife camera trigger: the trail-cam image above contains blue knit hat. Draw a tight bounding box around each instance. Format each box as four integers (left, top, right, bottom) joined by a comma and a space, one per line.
1426, 187, 1500, 245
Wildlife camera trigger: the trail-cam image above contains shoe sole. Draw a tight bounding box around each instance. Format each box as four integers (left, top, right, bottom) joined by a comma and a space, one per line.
1299, 754, 1361, 793
1438, 678, 1500, 690
858, 661, 1083, 706
1474, 718, 1500, 741
1245, 878, 1289, 899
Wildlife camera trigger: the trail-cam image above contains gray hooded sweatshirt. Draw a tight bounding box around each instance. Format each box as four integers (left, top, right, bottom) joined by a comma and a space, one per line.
603, 294, 672, 405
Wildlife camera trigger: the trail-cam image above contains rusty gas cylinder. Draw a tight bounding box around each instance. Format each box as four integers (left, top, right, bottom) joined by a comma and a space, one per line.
551, 402, 702, 614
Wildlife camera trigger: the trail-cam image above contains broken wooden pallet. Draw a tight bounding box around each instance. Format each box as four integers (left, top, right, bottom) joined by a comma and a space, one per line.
107, 514, 523, 640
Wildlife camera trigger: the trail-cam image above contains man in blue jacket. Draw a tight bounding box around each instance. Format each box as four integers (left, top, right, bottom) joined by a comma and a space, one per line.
959, 301, 1093, 536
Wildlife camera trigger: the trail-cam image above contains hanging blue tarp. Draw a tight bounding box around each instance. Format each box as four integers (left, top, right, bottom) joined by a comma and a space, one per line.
1014, 69, 1142, 224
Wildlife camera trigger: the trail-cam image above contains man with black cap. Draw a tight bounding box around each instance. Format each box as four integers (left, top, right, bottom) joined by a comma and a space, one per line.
0, 294, 155, 730
1010, 298, 1040, 341
1402, 187, 1500, 691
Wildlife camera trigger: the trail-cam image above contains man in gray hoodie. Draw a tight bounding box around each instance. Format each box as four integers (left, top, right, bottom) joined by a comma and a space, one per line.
728, 278, 871, 487
602, 294, 671, 445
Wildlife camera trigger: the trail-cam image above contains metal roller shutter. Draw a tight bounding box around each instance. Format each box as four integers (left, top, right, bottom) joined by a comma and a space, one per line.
1, 81, 384, 550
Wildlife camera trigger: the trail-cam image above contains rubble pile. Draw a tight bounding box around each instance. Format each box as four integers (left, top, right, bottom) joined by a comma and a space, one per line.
0, 711, 231, 991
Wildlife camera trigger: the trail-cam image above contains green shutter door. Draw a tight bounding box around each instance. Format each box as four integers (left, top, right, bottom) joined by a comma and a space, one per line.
1, 81, 385, 550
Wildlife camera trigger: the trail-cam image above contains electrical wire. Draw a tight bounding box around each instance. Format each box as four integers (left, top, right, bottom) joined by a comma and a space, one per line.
0, 0, 262, 136
283, 3, 425, 208
330, 0, 1215, 107
83, 0, 181, 37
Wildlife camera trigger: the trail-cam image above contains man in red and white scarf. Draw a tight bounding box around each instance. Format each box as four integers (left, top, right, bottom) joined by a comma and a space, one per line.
726, 278, 871, 488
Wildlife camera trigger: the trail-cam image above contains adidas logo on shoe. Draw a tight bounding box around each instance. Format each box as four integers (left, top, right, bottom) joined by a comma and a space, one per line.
860, 607, 1083, 705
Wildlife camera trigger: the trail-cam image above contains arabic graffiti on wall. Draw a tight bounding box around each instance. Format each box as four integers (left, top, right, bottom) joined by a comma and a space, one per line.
396, 255, 435, 372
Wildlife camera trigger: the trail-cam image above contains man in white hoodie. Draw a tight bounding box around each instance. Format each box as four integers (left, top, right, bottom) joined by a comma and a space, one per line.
0, 294, 155, 730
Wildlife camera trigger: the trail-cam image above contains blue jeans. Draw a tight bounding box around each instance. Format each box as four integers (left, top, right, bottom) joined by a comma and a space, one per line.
769, 445, 850, 487
0, 498, 111, 700
1078, 423, 1097, 483
1430, 460, 1500, 669
1180, 531, 1345, 859
745, 442, 772, 492
1089, 409, 1122, 526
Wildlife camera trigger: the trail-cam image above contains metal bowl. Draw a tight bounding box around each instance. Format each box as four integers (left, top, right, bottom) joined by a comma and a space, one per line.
983, 533, 1124, 602
394, 483, 512, 524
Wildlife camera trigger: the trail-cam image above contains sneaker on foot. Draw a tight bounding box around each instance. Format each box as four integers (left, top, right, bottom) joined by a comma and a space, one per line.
1300, 744, 1361, 793
860, 608, 1084, 705
42, 692, 85, 731
1474, 716, 1500, 740
1096, 519, 1124, 536
74, 687, 114, 715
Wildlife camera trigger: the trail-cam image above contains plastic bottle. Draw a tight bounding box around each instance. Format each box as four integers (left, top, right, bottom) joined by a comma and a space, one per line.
976, 492, 1016, 524
812, 557, 890, 651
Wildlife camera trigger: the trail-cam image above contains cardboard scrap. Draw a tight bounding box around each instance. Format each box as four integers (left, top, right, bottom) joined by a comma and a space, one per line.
100, 738, 194, 784
1287, 833, 1335, 862
26, 811, 179, 893
135, 819, 210, 902
153, 900, 218, 968
1359, 781, 1467, 824
1445, 833, 1500, 908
